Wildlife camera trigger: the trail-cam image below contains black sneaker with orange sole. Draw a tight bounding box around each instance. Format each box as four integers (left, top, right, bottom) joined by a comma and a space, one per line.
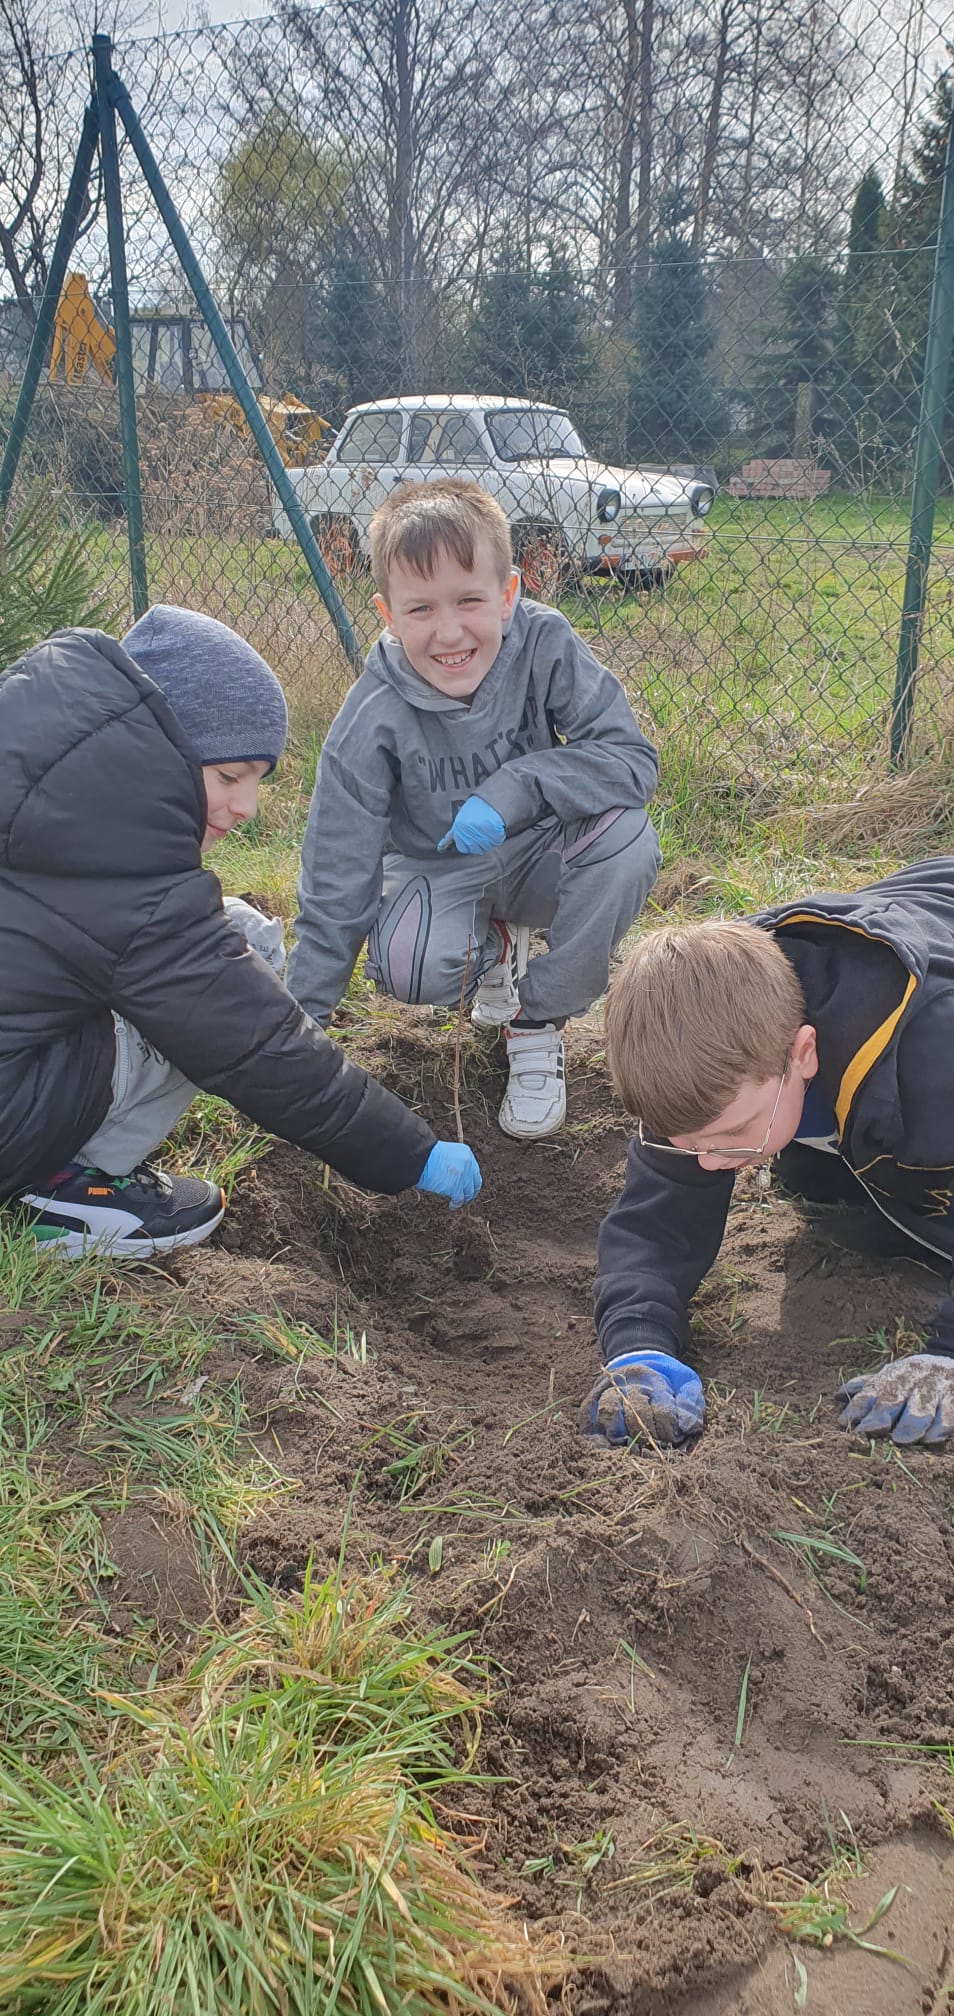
12, 1160, 226, 1259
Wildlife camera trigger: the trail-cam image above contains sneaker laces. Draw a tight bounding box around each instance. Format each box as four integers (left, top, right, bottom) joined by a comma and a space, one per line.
123, 1160, 170, 1196
71, 1160, 169, 1198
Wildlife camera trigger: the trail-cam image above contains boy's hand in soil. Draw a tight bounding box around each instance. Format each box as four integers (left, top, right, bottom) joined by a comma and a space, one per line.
415, 1141, 482, 1209
581, 1350, 705, 1447
437, 796, 506, 855
837, 1353, 954, 1445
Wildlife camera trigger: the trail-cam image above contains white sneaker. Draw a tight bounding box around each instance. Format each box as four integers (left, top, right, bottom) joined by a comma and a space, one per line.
471, 922, 530, 1028
499, 1020, 566, 1138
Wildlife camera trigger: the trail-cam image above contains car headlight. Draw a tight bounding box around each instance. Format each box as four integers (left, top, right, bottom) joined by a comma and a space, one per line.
689, 483, 715, 518
596, 486, 621, 523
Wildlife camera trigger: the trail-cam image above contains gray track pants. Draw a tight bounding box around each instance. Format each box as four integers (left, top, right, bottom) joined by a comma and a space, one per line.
365, 808, 660, 1023
77, 898, 285, 1176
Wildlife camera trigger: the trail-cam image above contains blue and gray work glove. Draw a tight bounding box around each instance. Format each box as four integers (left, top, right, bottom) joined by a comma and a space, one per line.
438, 795, 506, 856
415, 1142, 482, 1210
581, 1350, 705, 1448
838, 1352, 954, 1446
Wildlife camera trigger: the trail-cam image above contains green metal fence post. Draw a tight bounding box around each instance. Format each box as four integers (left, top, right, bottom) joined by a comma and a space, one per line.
0, 100, 99, 519
105, 59, 361, 671
93, 33, 148, 620
890, 92, 954, 768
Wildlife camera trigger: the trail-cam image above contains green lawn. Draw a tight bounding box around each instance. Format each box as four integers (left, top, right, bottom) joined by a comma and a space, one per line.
88, 491, 954, 797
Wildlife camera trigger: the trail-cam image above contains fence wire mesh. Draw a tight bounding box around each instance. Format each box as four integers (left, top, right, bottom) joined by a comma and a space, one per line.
2, 5, 953, 829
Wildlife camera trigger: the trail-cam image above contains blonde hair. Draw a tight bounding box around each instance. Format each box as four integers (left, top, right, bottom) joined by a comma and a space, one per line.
605, 919, 805, 1137
369, 478, 513, 597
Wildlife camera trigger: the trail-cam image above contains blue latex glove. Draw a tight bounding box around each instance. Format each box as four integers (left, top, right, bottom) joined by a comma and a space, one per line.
837, 1352, 954, 1445
581, 1350, 705, 1447
415, 1141, 482, 1209
438, 796, 506, 855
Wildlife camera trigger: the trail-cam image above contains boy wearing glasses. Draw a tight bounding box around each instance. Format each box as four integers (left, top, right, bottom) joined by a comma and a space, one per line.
583, 859, 954, 1451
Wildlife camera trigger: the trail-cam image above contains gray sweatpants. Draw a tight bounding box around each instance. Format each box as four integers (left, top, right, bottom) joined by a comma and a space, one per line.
365, 807, 660, 1023
77, 897, 286, 1176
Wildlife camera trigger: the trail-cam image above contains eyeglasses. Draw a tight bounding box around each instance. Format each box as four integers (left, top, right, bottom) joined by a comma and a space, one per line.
637, 1065, 789, 1163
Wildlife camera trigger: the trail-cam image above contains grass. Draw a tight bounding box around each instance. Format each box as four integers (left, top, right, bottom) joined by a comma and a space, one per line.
605, 1820, 912, 1965
768, 1527, 869, 1612
0, 1459, 116, 1758
746, 1389, 795, 1435
237, 1305, 372, 1370
0, 1225, 285, 1568
725, 1653, 753, 1766
522, 1825, 616, 1912
0, 1568, 554, 2015
0, 1229, 558, 2014
366, 1415, 476, 1505
163, 1091, 275, 1196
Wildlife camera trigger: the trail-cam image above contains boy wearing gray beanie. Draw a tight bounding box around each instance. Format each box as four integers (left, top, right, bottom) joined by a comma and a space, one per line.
0, 605, 480, 1258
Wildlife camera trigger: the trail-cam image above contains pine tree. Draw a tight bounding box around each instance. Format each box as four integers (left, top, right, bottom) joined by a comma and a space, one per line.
0, 492, 117, 663
459, 253, 593, 408
889, 70, 954, 482
627, 235, 721, 462
310, 250, 400, 419
748, 255, 839, 457
829, 169, 902, 486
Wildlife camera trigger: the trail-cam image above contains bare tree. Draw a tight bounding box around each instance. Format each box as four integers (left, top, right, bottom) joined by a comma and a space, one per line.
693, 0, 735, 248
0, 0, 68, 316
0, 0, 146, 320
267, 0, 507, 381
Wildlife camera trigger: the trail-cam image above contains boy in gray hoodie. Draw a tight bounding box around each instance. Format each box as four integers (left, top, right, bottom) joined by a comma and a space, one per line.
287, 481, 660, 1138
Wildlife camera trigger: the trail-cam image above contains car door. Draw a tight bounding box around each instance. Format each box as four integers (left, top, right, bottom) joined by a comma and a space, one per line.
334, 407, 407, 544
396, 409, 445, 493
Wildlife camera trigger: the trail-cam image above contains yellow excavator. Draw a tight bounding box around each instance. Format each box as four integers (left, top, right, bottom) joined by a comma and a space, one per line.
49, 271, 330, 468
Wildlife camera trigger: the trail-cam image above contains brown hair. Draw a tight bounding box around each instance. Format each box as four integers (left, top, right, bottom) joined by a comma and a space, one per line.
604, 919, 806, 1137
369, 477, 513, 597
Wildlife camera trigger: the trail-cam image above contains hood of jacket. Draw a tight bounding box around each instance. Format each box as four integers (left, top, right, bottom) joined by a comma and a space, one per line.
0, 627, 206, 881
756, 859, 954, 1156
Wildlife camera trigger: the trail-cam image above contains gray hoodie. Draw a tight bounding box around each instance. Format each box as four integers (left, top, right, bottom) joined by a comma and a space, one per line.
288, 595, 658, 1023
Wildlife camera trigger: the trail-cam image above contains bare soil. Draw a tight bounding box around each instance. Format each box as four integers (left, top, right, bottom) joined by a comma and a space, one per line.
104, 1012, 954, 2011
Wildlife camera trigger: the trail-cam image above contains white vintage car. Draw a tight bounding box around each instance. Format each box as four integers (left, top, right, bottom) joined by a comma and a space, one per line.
273, 393, 714, 588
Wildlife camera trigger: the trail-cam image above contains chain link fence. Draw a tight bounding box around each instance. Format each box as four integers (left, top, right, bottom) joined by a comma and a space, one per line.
2, 5, 953, 829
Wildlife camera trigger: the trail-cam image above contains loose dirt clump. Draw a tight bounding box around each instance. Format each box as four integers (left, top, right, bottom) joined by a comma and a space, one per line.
153, 1015, 954, 2010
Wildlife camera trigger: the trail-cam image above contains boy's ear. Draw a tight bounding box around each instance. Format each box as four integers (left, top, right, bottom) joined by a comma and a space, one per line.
502, 571, 520, 618
373, 593, 393, 629
791, 1023, 819, 1078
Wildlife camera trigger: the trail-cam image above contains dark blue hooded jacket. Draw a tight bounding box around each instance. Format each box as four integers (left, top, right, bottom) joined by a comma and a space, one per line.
596, 859, 954, 1365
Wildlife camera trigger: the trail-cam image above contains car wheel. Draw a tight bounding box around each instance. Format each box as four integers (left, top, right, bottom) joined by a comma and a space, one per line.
512, 523, 574, 601
310, 513, 359, 577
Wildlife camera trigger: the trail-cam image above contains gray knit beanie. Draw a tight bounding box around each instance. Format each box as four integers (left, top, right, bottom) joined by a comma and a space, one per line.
123, 604, 288, 771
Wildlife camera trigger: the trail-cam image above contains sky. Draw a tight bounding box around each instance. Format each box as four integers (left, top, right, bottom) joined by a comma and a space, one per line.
142, 0, 271, 30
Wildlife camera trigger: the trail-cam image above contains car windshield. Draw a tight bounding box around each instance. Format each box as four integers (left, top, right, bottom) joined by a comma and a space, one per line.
486, 408, 587, 461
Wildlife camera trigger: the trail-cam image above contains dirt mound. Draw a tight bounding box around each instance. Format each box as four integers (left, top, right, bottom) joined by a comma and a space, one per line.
133, 1015, 954, 2008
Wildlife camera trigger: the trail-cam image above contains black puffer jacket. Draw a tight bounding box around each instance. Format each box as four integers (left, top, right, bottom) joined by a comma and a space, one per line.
0, 629, 436, 1200
595, 859, 954, 1366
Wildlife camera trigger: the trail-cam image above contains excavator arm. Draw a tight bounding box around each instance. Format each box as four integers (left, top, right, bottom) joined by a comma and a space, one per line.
50, 273, 116, 384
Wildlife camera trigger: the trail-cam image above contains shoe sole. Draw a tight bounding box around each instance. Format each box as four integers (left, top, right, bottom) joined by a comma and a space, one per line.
24, 1202, 226, 1261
